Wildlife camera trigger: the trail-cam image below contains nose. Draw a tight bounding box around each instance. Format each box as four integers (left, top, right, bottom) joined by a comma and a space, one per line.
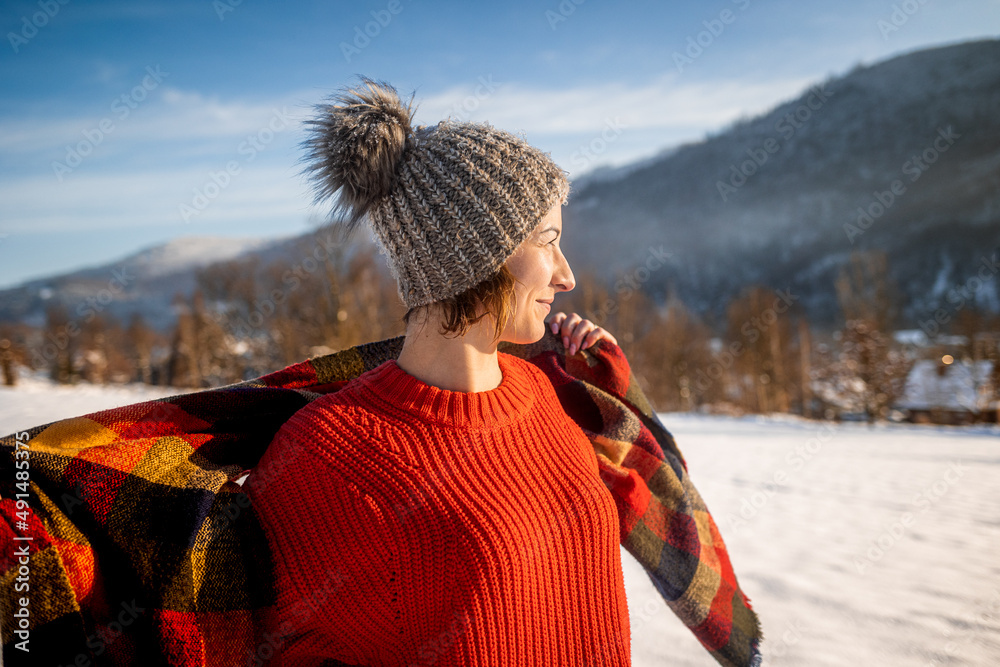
552, 246, 576, 293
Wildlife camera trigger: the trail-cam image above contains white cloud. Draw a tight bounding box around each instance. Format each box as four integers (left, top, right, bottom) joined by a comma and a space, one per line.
414, 73, 817, 137
0, 165, 307, 233
0, 73, 825, 233
1, 74, 817, 167
413, 73, 821, 176
0, 86, 312, 157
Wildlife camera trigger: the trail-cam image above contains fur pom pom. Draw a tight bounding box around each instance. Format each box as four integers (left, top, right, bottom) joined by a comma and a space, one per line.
301, 77, 416, 234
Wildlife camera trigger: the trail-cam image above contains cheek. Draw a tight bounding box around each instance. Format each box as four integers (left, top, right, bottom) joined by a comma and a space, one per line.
506, 248, 555, 301
538, 257, 557, 288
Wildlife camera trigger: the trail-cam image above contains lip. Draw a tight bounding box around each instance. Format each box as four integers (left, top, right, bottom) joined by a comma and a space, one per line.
536, 300, 552, 310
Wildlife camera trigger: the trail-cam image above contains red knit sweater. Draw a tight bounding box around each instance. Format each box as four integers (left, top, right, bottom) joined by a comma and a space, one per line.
245, 351, 632, 666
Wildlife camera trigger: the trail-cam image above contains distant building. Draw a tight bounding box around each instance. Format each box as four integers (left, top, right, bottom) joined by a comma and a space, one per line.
895, 359, 997, 424
892, 330, 931, 348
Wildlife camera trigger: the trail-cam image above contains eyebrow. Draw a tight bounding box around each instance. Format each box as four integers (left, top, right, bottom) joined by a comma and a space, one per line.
538, 226, 561, 237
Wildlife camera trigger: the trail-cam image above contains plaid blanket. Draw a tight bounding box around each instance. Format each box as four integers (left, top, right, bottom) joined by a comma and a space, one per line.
0, 329, 762, 667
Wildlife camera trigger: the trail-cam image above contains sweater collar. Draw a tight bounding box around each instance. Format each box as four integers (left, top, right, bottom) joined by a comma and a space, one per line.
356, 351, 537, 429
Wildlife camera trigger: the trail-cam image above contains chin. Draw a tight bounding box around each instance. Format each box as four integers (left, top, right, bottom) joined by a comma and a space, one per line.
502, 316, 546, 346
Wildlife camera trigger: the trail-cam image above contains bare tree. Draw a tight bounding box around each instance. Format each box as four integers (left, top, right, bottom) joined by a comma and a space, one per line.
634, 291, 713, 411
166, 293, 199, 387
0, 338, 15, 386
799, 317, 815, 418
827, 251, 911, 423
952, 307, 1000, 420
0, 324, 31, 386
165, 290, 237, 386
78, 315, 110, 384
724, 286, 796, 414
43, 305, 77, 384
126, 314, 155, 384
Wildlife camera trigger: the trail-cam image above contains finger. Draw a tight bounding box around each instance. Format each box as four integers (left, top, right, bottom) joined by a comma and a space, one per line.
560, 313, 583, 348
548, 312, 568, 334
593, 327, 618, 346
582, 328, 606, 350
568, 320, 597, 355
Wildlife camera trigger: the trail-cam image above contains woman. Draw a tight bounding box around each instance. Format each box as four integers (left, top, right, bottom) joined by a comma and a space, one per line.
245, 78, 631, 666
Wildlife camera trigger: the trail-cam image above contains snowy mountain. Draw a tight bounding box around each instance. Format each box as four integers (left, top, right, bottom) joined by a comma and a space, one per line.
120, 237, 278, 280
0, 237, 284, 330
0, 229, 383, 331
561, 38, 1000, 328
2, 39, 998, 333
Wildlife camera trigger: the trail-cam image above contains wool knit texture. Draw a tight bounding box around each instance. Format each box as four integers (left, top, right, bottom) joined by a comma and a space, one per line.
0, 331, 762, 666
301, 78, 571, 309
370, 120, 571, 309
245, 351, 632, 666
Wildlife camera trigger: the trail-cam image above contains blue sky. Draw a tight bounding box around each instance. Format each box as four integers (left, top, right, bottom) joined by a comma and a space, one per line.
0, 0, 997, 288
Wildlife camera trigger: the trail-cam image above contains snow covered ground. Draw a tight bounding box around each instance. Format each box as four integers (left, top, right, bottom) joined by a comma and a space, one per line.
2, 380, 998, 666
0, 374, 188, 434
635, 413, 1000, 667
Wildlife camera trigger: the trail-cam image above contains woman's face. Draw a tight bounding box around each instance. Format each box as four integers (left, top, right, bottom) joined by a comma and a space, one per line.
501, 203, 576, 344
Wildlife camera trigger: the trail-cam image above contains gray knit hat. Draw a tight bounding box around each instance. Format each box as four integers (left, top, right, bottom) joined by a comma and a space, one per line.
301, 77, 570, 309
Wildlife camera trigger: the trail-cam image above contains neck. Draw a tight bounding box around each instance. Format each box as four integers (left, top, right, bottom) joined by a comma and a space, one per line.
395, 307, 503, 393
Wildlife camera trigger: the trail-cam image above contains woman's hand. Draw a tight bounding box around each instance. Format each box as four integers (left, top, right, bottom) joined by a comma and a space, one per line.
548, 312, 619, 356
